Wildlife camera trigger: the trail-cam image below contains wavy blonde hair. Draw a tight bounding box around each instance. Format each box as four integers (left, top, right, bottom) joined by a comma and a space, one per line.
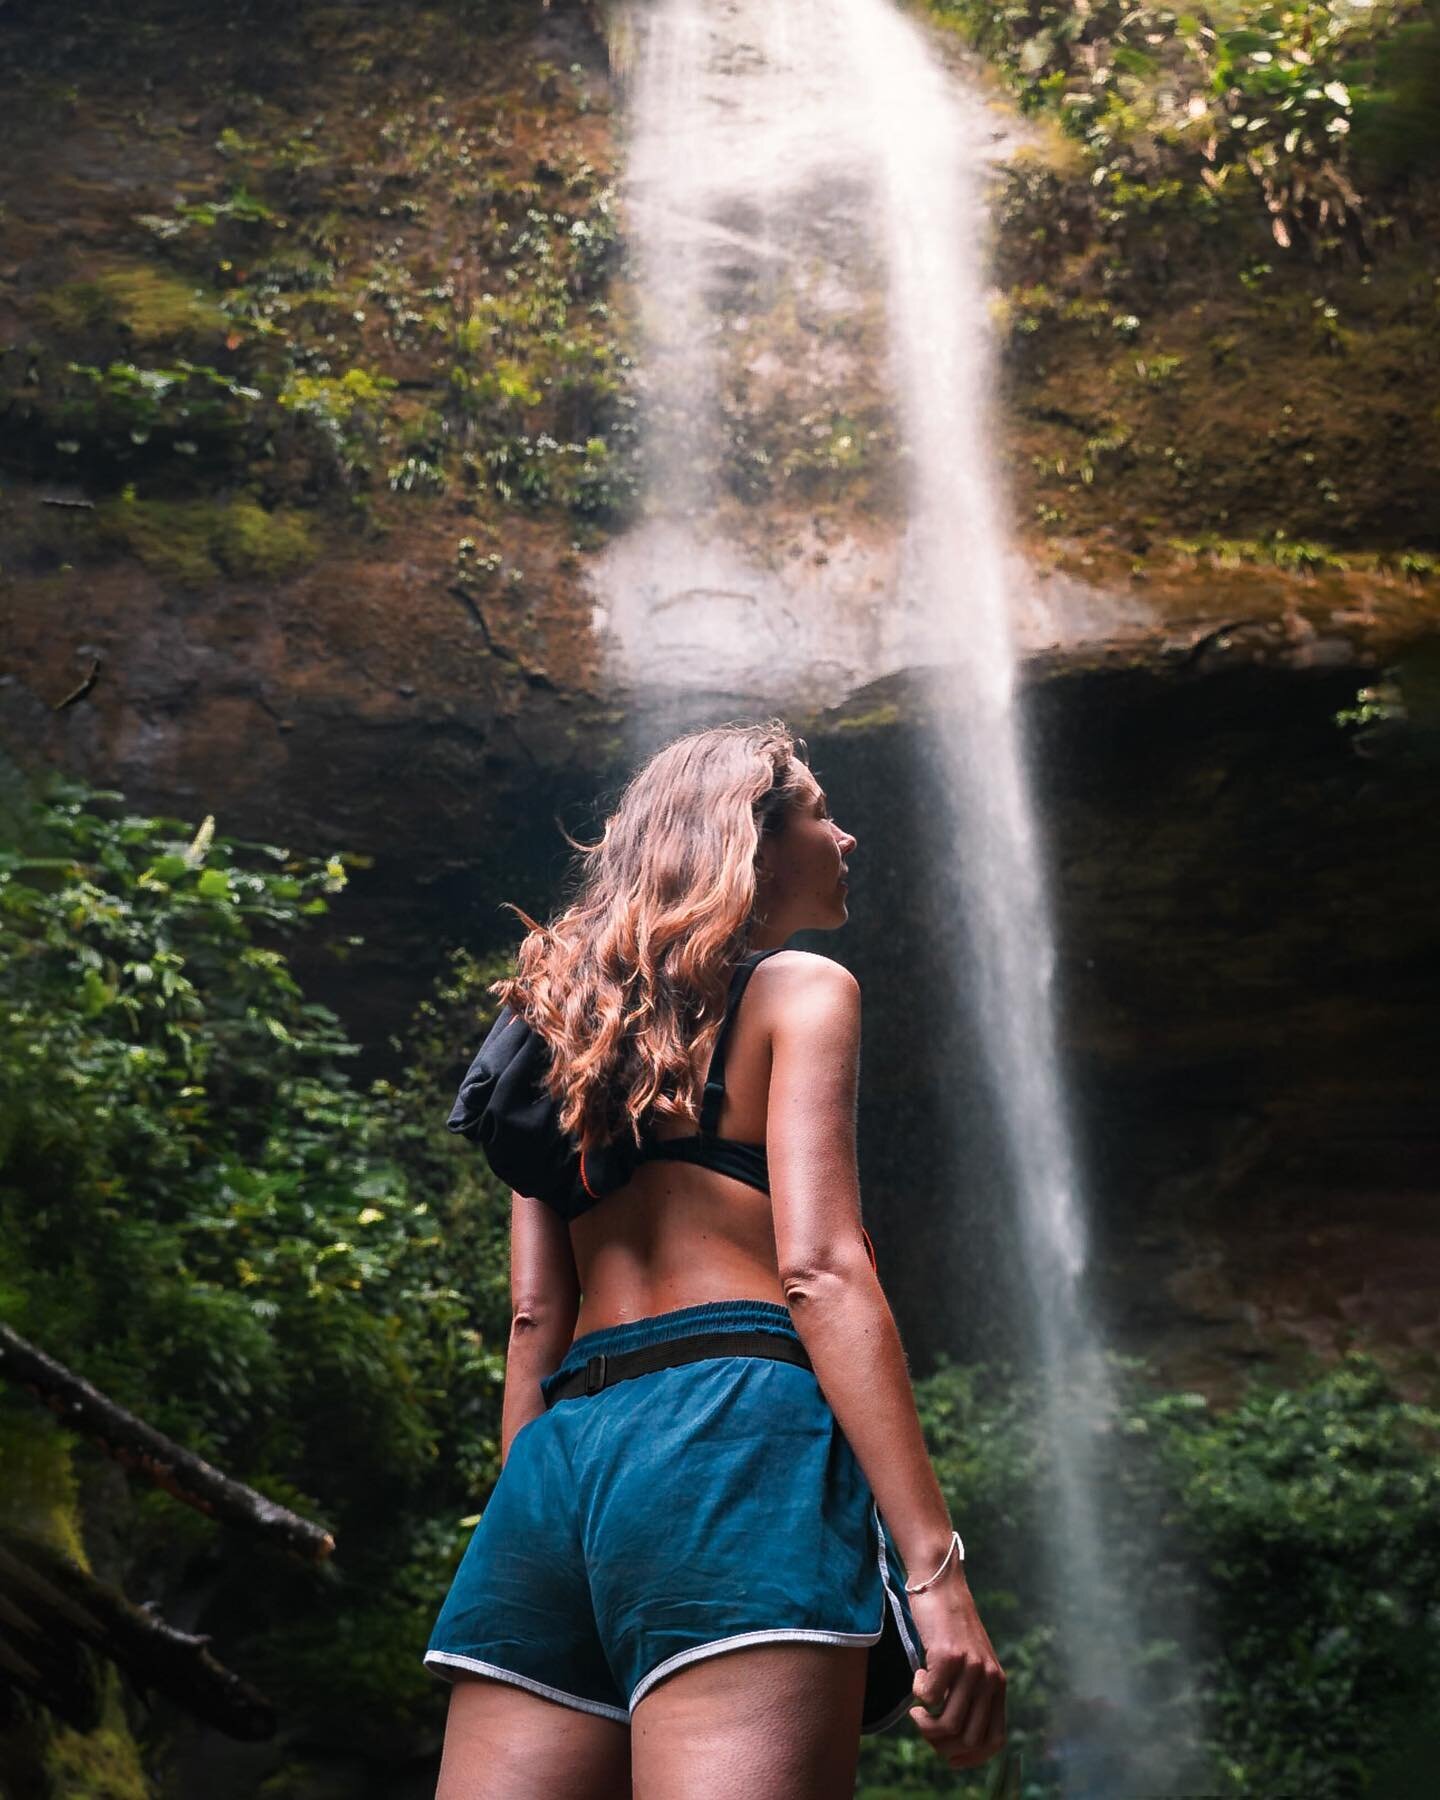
494, 721, 811, 1152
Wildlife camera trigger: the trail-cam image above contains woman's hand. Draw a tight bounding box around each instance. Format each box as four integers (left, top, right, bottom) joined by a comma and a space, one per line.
906, 1573, 1007, 1771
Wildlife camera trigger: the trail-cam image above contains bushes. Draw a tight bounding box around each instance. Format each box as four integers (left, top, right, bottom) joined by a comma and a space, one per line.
1144, 1359, 1440, 1795
0, 782, 511, 1750
856, 1353, 1440, 1797
923, 0, 1432, 246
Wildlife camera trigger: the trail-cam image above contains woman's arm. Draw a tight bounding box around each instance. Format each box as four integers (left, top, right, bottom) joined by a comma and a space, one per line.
500, 1191, 581, 1465
766, 954, 1006, 1772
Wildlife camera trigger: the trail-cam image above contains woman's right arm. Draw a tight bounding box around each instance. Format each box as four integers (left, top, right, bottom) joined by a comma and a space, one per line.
501, 1192, 580, 1466
765, 953, 1007, 1772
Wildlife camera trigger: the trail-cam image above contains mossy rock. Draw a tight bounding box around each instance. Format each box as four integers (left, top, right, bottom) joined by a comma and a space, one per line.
0, 1403, 84, 1560
42, 1703, 150, 1800
96, 495, 315, 586
0, 1408, 148, 1799
213, 498, 315, 579
41, 267, 229, 349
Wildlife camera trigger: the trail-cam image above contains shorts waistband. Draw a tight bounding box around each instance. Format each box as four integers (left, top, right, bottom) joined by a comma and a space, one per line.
555, 1300, 798, 1374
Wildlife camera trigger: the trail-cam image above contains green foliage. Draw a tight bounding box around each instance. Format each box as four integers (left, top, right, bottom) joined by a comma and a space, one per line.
1349, 1, 1440, 181
0, 1, 635, 531
923, 0, 1426, 244
38, 267, 229, 347
441, 191, 639, 521
1142, 1359, 1440, 1794
278, 367, 401, 484
858, 1357, 1195, 1798
1168, 529, 1343, 571
857, 1354, 1440, 1796
777, 412, 876, 491
0, 354, 264, 479
0, 784, 511, 1733
137, 185, 278, 240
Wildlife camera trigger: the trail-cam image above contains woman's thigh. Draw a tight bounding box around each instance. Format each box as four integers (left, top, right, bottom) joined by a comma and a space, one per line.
435, 1675, 631, 1800
630, 1642, 869, 1800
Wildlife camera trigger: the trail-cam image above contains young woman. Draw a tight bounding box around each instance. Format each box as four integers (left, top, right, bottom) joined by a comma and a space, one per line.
425, 722, 1006, 1799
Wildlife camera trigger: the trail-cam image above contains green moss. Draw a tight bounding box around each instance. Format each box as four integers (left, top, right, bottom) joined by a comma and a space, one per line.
34, 281, 119, 339
215, 498, 314, 578
94, 265, 229, 344
0, 1410, 148, 1797
97, 495, 217, 583
827, 702, 902, 735
0, 1404, 84, 1559
44, 1702, 149, 1800
97, 494, 315, 586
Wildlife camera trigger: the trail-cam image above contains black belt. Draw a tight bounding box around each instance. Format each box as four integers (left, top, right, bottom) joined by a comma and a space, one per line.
544, 1330, 813, 1406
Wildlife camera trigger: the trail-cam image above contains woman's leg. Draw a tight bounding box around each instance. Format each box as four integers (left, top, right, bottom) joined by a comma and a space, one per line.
629, 1643, 869, 1800
435, 1675, 631, 1800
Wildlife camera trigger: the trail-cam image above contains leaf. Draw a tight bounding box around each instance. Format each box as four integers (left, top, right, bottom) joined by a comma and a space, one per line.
147, 854, 188, 882
1112, 46, 1158, 78
79, 968, 116, 1015
196, 868, 231, 899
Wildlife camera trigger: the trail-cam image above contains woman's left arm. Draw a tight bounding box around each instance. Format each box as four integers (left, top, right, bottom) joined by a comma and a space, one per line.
501, 1191, 581, 1465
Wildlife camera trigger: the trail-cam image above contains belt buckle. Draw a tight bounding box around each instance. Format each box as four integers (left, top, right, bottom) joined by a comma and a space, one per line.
583, 1352, 608, 1397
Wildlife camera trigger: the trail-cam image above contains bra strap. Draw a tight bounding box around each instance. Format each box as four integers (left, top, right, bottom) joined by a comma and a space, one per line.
697, 947, 783, 1136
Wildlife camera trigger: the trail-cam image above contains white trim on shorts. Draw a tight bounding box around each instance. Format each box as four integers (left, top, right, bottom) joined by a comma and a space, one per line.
423, 1650, 630, 1724
628, 1623, 885, 1711
870, 1499, 926, 1733
424, 1506, 924, 1734
628, 1501, 925, 1731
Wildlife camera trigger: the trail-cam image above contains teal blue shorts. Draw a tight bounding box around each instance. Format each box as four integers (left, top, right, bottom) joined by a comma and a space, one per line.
423, 1299, 923, 1730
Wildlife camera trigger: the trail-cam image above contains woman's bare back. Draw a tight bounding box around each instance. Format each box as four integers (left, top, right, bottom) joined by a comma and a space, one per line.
567, 953, 799, 1333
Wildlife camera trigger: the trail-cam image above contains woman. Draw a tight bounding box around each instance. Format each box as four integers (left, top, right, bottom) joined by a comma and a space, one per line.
426, 722, 1006, 1798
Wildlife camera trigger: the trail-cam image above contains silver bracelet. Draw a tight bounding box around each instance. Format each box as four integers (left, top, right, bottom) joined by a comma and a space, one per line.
903, 1530, 966, 1594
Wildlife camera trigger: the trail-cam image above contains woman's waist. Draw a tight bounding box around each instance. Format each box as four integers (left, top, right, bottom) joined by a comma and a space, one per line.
561, 1294, 798, 1371
569, 1189, 784, 1329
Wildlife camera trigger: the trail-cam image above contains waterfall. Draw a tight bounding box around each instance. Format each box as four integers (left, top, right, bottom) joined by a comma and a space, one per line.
605, 1, 1192, 1788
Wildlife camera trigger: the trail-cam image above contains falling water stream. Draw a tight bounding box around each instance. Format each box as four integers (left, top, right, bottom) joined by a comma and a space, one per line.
604, 1, 1191, 1788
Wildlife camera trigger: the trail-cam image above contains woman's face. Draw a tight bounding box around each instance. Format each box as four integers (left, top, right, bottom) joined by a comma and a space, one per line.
752, 765, 857, 943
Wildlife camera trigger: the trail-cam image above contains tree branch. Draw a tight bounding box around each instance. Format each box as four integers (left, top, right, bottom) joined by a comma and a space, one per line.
0, 1529, 275, 1740
0, 1325, 334, 1562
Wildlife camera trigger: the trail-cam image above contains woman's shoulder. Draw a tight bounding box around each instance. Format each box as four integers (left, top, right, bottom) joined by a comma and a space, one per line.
752, 948, 860, 1005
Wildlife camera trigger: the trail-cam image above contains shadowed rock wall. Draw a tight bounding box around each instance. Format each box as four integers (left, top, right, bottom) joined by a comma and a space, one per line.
813, 645, 1440, 1389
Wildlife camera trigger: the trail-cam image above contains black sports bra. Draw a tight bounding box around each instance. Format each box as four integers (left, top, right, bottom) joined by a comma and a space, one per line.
633, 946, 782, 1196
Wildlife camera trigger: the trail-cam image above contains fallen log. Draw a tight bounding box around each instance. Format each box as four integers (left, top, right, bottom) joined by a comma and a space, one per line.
0, 1324, 334, 1562
0, 1529, 276, 1740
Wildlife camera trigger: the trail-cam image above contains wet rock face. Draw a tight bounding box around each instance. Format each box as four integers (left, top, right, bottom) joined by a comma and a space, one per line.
0, 503, 624, 1039
811, 650, 1440, 1387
